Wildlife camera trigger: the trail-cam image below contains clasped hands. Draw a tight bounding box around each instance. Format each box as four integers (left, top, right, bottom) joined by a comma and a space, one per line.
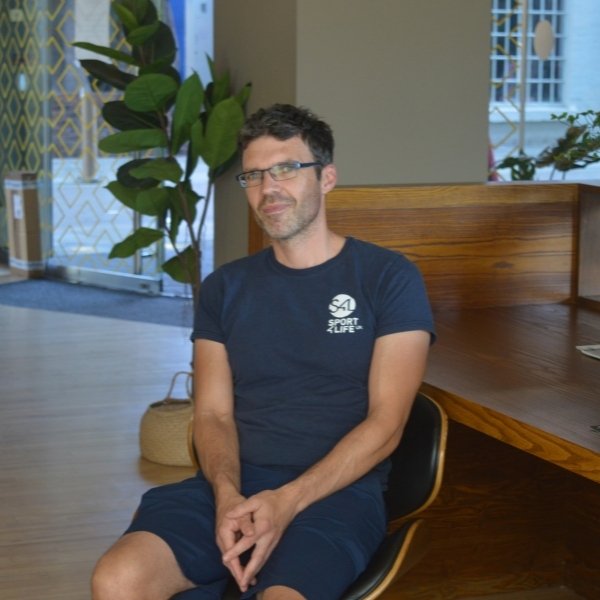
216, 488, 298, 593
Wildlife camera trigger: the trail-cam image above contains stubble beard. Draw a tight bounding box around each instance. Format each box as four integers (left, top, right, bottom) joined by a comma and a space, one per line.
255, 190, 321, 241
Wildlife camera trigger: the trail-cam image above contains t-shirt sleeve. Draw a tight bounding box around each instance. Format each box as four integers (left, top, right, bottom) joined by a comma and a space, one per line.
190, 270, 226, 343
375, 255, 436, 342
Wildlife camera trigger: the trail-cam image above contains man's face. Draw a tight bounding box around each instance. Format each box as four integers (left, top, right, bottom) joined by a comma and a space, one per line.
241, 135, 336, 241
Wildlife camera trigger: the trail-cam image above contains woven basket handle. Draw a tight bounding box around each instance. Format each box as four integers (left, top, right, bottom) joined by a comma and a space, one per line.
163, 371, 193, 402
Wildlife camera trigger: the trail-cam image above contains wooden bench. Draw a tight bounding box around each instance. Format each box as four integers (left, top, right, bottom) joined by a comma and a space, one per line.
249, 182, 600, 599
251, 182, 597, 309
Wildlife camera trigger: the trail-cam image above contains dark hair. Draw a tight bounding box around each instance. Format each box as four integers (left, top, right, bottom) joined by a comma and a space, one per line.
238, 104, 334, 167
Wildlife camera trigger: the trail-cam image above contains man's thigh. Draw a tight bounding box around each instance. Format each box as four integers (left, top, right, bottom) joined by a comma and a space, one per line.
125, 474, 229, 590
124, 466, 385, 599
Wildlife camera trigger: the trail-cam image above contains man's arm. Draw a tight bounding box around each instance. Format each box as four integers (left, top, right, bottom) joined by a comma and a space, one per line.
223, 329, 431, 587
285, 329, 431, 508
193, 338, 239, 500
192, 338, 255, 589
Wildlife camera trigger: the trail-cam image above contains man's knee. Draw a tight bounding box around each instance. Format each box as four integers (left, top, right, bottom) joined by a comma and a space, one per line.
91, 531, 191, 600
92, 547, 141, 600
259, 585, 306, 600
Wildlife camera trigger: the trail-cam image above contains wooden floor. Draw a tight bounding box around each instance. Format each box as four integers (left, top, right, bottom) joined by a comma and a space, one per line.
0, 305, 195, 599
0, 304, 588, 600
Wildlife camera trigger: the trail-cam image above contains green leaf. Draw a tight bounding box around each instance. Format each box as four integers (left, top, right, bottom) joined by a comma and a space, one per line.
192, 97, 244, 171
111, 2, 138, 31
204, 58, 233, 108
136, 187, 171, 216
184, 138, 199, 180
132, 21, 176, 68
127, 21, 160, 46
189, 120, 202, 171
72, 41, 137, 66
106, 180, 139, 210
497, 153, 536, 181
102, 101, 162, 131
171, 73, 204, 154
236, 82, 252, 108
139, 64, 181, 87
167, 207, 183, 240
130, 157, 183, 183
124, 73, 178, 112
170, 185, 199, 223
211, 154, 238, 181
109, 227, 164, 259
117, 158, 159, 189
79, 60, 135, 91
112, 0, 154, 24
206, 54, 216, 82
99, 129, 168, 153
162, 246, 198, 284
212, 70, 231, 105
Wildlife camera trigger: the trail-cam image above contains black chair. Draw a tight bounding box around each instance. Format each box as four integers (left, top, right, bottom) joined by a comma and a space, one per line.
338, 391, 447, 599
185, 391, 448, 600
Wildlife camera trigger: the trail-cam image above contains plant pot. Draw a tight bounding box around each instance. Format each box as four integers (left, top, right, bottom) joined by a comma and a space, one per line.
139, 371, 194, 467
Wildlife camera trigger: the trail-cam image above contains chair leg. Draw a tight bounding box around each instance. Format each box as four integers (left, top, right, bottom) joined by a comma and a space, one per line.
389, 519, 431, 583
340, 518, 430, 600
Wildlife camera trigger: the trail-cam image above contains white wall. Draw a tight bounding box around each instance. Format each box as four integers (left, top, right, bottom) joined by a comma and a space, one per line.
295, 1, 490, 185
564, 0, 600, 111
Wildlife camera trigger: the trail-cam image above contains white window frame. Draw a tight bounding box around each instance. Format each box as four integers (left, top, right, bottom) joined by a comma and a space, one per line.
490, 0, 565, 117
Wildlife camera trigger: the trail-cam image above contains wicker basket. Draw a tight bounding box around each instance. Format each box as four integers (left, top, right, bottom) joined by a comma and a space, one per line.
139, 371, 193, 467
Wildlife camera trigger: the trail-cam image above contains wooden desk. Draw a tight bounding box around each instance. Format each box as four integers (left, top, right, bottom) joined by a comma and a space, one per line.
423, 303, 600, 484
398, 302, 600, 599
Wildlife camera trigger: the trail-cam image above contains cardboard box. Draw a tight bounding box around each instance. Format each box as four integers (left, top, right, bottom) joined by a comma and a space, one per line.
4, 171, 44, 277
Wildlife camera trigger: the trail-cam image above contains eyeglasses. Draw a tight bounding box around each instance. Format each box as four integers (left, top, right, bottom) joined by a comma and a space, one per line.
236, 161, 322, 188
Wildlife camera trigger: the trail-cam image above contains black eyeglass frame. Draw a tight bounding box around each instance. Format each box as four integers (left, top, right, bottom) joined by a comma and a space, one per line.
235, 161, 322, 188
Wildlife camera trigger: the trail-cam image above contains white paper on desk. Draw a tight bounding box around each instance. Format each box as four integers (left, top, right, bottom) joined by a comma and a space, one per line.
576, 344, 600, 360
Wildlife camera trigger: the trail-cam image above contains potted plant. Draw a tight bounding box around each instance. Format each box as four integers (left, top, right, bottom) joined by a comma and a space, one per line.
495, 110, 600, 181
73, 0, 251, 311
73, 0, 251, 466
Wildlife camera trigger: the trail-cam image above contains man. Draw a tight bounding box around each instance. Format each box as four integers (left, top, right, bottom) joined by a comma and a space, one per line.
92, 104, 434, 600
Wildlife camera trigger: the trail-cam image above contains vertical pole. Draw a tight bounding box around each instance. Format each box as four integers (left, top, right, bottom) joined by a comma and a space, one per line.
80, 88, 98, 183
133, 211, 143, 275
518, 0, 529, 153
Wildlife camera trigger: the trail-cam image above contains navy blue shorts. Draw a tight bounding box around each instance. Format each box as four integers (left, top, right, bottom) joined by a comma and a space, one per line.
126, 463, 386, 600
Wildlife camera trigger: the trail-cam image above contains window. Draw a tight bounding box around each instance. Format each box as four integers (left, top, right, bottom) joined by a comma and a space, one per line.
490, 0, 565, 105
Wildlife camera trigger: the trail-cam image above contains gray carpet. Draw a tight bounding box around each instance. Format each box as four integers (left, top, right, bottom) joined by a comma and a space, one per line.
0, 279, 194, 328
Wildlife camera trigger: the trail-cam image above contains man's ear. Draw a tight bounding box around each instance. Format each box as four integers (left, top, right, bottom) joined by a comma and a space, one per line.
320, 163, 337, 194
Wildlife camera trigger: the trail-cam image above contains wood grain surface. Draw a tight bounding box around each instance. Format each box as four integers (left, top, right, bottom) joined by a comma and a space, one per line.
0, 305, 195, 599
387, 422, 599, 599
248, 182, 593, 309
424, 303, 600, 483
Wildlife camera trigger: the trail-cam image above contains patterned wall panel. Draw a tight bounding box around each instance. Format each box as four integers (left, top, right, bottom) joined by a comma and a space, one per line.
0, 0, 163, 289
0, 0, 46, 255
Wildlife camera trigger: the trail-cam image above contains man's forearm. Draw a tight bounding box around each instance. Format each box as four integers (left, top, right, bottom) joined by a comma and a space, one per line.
192, 339, 241, 503
195, 414, 242, 502
279, 411, 403, 515
281, 330, 430, 514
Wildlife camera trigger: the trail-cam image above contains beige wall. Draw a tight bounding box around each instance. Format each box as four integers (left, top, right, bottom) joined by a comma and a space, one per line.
213, 0, 491, 266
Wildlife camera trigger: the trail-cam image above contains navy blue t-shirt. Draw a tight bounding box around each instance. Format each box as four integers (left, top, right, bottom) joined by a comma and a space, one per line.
192, 237, 435, 480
